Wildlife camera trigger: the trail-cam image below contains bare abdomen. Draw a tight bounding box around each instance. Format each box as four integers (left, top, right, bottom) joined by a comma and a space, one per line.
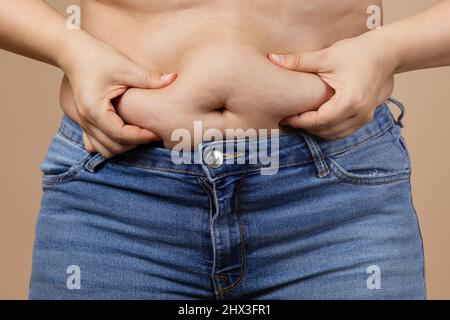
60, 0, 378, 148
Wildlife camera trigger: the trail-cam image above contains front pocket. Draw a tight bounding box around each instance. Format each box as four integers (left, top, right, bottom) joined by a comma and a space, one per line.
41, 132, 94, 185
326, 124, 411, 186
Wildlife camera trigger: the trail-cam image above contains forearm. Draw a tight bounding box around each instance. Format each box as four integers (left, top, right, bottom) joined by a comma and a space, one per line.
372, 0, 450, 73
0, 0, 76, 68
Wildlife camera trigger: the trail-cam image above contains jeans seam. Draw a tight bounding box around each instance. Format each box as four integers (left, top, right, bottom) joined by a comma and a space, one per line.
407, 177, 428, 298
217, 174, 248, 296
321, 117, 394, 160
198, 178, 221, 298
111, 159, 204, 176
82, 115, 393, 179
209, 118, 394, 181
57, 130, 85, 150
302, 133, 331, 177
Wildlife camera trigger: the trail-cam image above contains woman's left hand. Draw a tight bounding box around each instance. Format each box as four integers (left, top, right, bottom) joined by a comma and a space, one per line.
268, 32, 397, 140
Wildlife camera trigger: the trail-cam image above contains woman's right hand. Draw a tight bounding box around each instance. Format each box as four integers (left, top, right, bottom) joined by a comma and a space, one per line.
58, 30, 177, 158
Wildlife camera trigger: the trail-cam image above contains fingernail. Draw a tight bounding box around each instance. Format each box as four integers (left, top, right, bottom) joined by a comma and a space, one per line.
269, 54, 283, 64
160, 73, 175, 82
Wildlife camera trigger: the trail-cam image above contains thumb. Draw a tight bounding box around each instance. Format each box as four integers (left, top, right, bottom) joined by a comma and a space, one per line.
268, 51, 324, 73
120, 62, 177, 89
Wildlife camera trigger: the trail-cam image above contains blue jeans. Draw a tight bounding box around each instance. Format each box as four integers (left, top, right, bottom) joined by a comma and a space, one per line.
29, 99, 426, 300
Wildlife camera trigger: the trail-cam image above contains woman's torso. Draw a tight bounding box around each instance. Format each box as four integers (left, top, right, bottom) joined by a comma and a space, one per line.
61, 0, 383, 147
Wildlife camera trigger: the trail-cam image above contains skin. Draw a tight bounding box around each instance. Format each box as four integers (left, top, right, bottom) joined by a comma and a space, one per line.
0, 0, 450, 156
269, 0, 450, 139
64, 41, 334, 148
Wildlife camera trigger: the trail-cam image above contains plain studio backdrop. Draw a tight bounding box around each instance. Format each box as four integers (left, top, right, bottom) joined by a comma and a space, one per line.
0, 0, 449, 299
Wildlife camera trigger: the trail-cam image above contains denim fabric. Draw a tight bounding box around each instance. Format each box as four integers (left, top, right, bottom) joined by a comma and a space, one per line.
29, 100, 426, 300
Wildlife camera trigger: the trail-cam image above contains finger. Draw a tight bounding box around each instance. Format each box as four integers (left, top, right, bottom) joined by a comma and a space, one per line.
317, 125, 361, 141
77, 109, 114, 155
268, 50, 325, 73
84, 123, 138, 155
84, 133, 114, 159
83, 132, 96, 153
87, 102, 161, 145
312, 111, 374, 140
317, 127, 360, 141
119, 61, 177, 89
85, 125, 123, 151
311, 116, 360, 140
281, 95, 356, 131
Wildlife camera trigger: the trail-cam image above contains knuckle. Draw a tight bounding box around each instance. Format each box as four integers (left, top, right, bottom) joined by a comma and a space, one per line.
109, 144, 127, 155
75, 103, 88, 119
142, 69, 151, 85
87, 146, 97, 154
146, 70, 158, 85
97, 146, 113, 158
341, 94, 362, 112
77, 92, 95, 109
317, 50, 328, 62
112, 134, 125, 145
314, 118, 330, 131
350, 94, 365, 108
77, 103, 98, 122
112, 132, 129, 145
291, 53, 302, 69
102, 151, 114, 159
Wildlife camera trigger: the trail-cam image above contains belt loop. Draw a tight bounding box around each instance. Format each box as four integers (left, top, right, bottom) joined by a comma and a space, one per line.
85, 153, 108, 173
388, 97, 406, 128
301, 132, 330, 178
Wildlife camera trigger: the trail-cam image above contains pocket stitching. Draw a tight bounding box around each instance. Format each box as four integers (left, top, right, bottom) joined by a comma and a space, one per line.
327, 157, 411, 186
42, 153, 93, 185
323, 114, 394, 160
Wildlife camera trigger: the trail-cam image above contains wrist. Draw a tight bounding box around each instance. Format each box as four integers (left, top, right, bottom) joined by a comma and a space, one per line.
359, 28, 402, 75
56, 29, 97, 74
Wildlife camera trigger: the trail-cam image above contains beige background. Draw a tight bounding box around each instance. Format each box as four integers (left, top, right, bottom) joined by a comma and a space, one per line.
0, 0, 449, 300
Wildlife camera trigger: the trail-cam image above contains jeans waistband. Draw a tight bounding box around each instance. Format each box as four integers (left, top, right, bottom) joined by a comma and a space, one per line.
58, 101, 399, 180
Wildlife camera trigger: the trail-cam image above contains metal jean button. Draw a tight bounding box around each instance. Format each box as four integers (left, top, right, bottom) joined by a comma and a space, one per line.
205, 150, 224, 169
